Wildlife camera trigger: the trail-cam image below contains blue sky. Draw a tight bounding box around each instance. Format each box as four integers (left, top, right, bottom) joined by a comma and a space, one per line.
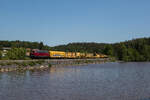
0, 0, 150, 46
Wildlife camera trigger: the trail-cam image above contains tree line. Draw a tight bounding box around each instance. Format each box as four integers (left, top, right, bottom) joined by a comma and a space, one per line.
1, 37, 150, 61
0, 40, 49, 60
50, 37, 150, 61
0, 40, 50, 50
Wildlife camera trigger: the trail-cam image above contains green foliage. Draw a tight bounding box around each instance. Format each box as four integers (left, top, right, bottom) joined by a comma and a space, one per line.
0, 51, 2, 59
39, 42, 44, 50
103, 45, 113, 56
115, 43, 128, 60
115, 38, 150, 61
51, 37, 150, 61
1, 37, 150, 61
5, 48, 26, 60
0, 40, 50, 50
141, 45, 150, 61
48, 63, 52, 67
0, 45, 2, 50
50, 42, 107, 54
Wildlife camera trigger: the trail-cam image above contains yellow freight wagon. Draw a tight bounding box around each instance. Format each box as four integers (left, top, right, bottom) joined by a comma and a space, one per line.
80, 53, 86, 58
103, 54, 108, 58
98, 54, 108, 58
65, 52, 76, 58
94, 54, 101, 58
65, 52, 72, 58
49, 51, 66, 58
48, 50, 108, 59
86, 53, 94, 58
72, 52, 76, 58
75, 52, 81, 58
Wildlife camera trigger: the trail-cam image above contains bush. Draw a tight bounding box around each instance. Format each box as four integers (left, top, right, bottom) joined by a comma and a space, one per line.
5, 48, 26, 60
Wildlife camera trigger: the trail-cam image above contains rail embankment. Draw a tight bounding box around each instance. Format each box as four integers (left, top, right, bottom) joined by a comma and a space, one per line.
0, 58, 110, 72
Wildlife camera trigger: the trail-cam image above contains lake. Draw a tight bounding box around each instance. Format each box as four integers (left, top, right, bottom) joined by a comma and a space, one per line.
0, 62, 150, 100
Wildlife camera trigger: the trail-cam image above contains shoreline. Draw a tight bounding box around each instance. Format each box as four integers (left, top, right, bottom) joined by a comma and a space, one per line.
0, 58, 111, 72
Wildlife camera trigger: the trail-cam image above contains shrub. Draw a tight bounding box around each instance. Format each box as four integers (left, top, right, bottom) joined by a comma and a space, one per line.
5, 48, 26, 60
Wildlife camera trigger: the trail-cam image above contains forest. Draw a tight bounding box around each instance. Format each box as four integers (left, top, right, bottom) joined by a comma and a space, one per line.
0, 40, 50, 50
50, 37, 150, 61
1, 37, 150, 61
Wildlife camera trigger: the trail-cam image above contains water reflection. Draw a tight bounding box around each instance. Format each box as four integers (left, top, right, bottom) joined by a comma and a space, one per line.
0, 62, 150, 100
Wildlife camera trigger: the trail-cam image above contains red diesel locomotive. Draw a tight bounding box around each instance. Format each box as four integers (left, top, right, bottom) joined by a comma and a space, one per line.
30, 49, 50, 58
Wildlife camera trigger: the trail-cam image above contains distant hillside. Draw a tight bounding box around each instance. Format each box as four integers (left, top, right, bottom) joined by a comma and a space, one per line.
51, 37, 150, 61
50, 42, 108, 53
0, 40, 50, 50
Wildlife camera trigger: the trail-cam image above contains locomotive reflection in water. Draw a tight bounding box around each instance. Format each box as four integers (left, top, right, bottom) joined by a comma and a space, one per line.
30, 49, 108, 59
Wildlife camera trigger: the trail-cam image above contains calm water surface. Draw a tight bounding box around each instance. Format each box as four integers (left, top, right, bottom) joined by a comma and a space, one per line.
0, 62, 150, 100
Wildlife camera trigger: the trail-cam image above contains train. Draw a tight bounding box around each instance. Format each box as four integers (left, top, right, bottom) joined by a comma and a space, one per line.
30, 49, 108, 59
